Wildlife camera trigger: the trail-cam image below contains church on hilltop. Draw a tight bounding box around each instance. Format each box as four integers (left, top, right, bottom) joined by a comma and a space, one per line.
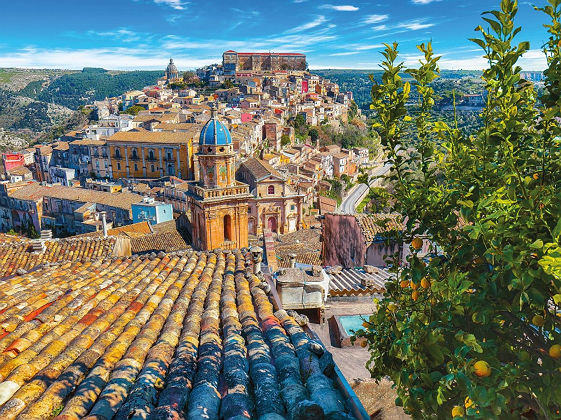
187, 105, 252, 251
165, 58, 179, 81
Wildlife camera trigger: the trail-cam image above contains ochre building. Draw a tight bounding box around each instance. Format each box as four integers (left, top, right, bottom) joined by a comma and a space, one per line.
187, 109, 251, 250
107, 130, 195, 180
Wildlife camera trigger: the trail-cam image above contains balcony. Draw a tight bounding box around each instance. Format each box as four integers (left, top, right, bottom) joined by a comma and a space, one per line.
164, 156, 175, 162
130, 155, 140, 161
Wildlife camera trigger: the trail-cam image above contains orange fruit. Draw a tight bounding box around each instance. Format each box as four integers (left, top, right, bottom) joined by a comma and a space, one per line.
410, 281, 419, 290
549, 344, 561, 359
420, 277, 430, 289
400, 280, 410, 288
473, 360, 491, 377
452, 405, 464, 418
411, 237, 423, 250
532, 315, 545, 327
362, 321, 369, 328
464, 396, 474, 408
533, 173, 539, 180
360, 340, 367, 348
411, 290, 419, 301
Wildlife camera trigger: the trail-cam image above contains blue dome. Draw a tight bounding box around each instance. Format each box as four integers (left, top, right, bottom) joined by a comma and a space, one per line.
199, 116, 232, 146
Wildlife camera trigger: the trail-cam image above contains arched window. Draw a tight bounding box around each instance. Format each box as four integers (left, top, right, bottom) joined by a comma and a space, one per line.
151, 164, 155, 172
149, 149, 155, 160
115, 147, 121, 158
224, 214, 232, 241
131, 148, 138, 159
268, 185, 275, 195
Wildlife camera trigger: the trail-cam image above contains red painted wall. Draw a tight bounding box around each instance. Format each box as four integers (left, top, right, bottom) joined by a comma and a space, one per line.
2, 153, 25, 172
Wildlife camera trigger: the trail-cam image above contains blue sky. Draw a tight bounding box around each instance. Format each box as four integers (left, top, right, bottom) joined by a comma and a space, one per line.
0, 0, 551, 70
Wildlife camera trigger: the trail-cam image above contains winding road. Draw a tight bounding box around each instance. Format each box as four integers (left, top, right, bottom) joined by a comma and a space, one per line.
339, 162, 392, 214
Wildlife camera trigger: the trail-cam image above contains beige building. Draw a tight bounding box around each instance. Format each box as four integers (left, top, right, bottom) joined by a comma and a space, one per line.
236, 158, 303, 235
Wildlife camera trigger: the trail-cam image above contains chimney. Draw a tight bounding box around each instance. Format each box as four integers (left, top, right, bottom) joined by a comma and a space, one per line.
101, 211, 108, 238
289, 253, 296, 268
250, 246, 263, 275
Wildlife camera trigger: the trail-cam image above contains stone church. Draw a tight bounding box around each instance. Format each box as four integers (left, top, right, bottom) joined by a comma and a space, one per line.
187, 107, 252, 250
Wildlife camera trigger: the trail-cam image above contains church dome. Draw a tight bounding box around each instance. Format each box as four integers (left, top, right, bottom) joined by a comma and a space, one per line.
199, 109, 232, 146
166, 59, 178, 77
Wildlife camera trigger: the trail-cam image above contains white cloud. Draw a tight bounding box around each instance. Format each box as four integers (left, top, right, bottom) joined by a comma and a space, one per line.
86, 28, 143, 43
354, 44, 383, 50
0, 47, 213, 70
329, 51, 360, 56
286, 16, 328, 33
320, 4, 359, 11
362, 14, 389, 25
397, 20, 435, 31
153, 0, 187, 10
372, 24, 388, 31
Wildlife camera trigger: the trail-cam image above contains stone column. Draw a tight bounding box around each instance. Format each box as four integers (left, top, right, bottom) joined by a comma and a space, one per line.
158, 147, 164, 177
141, 146, 147, 177
124, 145, 130, 177
176, 148, 181, 178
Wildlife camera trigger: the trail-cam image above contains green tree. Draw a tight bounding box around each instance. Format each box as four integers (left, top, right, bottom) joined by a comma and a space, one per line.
281, 134, 291, 147
309, 127, 319, 143
121, 105, 145, 116
355, 1, 561, 418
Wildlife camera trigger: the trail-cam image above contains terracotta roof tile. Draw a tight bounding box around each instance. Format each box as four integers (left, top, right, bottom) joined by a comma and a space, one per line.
0, 250, 359, 419
355, 213, 405, 243
0, 237, 116, 278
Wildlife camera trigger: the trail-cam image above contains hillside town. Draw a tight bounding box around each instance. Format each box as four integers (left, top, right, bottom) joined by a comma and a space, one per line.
0, 51, 407, 419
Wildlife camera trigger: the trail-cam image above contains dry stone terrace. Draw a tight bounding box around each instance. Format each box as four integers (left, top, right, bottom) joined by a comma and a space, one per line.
0, 249, 358, 419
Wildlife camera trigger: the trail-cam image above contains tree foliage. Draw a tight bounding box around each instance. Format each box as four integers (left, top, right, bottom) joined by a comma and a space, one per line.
355, 1, 561, 418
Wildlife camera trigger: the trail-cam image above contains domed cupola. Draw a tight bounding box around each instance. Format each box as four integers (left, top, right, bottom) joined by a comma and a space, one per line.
165, 58, 179, 80
199, 104, 232, 148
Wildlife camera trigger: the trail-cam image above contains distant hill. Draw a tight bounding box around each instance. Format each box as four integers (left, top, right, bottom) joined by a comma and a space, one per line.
0, 68, 164, 142
36, 68, 164, 109
314, 69, 484, 111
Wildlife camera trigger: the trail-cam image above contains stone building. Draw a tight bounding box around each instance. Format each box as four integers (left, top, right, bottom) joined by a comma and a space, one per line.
222, 50, 307, 74
236, 158, 303, 235
187, 108, 252, 250
165, 58, 179, 81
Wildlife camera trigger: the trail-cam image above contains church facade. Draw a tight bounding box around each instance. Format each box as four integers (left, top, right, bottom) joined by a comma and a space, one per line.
187, 107, 252, 250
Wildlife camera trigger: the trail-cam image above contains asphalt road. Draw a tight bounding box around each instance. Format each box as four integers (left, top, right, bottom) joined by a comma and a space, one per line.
339, 163, 392, 214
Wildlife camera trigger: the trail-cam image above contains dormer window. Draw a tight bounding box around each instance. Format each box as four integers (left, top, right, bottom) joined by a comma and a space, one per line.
268, 185, 275, 195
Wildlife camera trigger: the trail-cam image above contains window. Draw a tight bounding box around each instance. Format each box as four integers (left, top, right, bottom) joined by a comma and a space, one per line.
223, 214, 232, 241
132, 148, 138, 159
149, 149, 155, 160
115, 148, 121, 158
151, 164, 155, 172
134, 163, 138, 171
291, 205, 296, 211
268, 185, 275, 195
117, 162, 121, 170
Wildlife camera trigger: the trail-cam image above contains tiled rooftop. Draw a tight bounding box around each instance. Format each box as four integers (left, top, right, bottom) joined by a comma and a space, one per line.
8, 183, 142, 211
0, 250, 358, 419
354, 214, 404, 243
0, 237, 116, 278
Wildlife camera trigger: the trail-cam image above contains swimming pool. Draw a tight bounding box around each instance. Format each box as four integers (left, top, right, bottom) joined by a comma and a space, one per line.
338, 315, 369, 335
329, 314, 370, 347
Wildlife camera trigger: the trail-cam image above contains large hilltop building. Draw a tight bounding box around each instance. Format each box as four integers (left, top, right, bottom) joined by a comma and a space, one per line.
223, 50, 307, 74
165, 57, 179, 81
187, 106, 252, 250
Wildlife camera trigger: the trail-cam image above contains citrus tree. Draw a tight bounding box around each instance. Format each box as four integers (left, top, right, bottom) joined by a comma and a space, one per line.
355, 0, 561, 417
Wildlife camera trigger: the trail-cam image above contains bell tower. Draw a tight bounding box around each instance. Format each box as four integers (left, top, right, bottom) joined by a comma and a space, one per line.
187, 103, 251, 251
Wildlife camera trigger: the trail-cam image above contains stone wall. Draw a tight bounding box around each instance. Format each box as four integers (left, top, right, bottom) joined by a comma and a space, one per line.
321, 213, 366, 268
